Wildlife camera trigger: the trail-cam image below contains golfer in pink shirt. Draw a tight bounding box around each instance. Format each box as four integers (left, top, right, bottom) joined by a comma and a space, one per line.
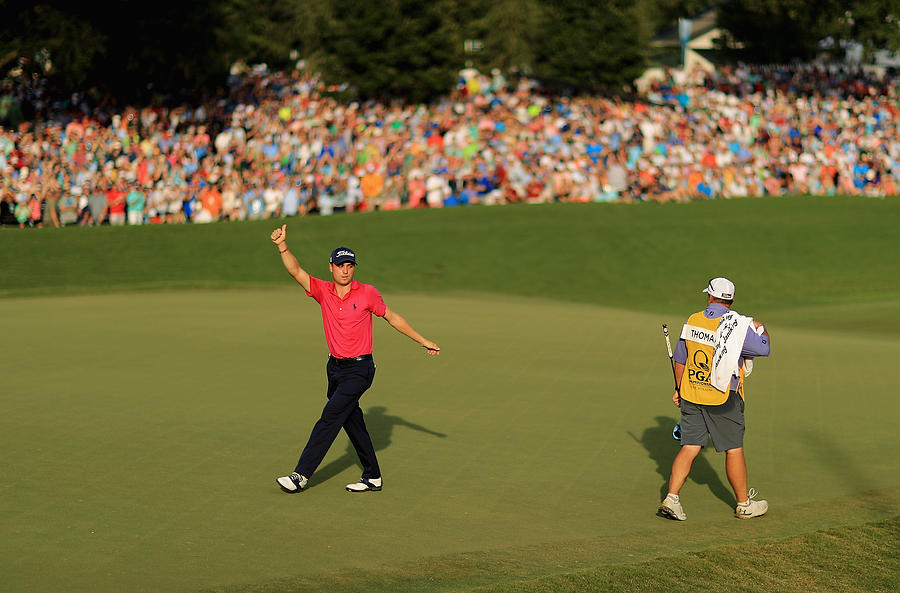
270, 224, 440, 494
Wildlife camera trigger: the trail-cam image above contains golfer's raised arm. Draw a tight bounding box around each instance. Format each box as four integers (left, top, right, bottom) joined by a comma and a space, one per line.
270, 224, 310, 292
383, 307, 441, 355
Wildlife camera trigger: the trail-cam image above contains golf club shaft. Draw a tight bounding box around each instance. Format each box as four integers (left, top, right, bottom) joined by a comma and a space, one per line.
662, 324, 679, 393
663, 324, 683, 442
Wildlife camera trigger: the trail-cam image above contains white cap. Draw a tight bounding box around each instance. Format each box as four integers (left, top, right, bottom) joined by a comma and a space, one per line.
703, 277, 735, 300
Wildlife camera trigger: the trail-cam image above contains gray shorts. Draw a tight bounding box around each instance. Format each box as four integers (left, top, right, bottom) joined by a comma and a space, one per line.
680, 390, 745, 452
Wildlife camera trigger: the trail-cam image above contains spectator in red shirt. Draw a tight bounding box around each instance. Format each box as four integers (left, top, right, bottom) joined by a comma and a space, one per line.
107, 180, 127, 225
270, 224, 440, 494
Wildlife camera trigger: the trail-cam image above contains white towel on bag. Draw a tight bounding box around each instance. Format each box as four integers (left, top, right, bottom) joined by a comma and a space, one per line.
710, 310, 753, 392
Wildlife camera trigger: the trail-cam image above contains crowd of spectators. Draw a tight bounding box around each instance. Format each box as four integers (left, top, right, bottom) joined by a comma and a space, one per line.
1, 60, 898, 228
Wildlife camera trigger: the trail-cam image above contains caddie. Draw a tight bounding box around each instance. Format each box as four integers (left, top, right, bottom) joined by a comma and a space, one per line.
658, 277, 771, 520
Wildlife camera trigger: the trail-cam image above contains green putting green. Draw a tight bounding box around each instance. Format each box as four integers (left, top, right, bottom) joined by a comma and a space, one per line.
1, 197, 898, 592
1, 290, 897, 593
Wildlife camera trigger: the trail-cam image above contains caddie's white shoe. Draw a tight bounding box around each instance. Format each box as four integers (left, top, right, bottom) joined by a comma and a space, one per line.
346, 477, 382, 492
658, 494, 686, 520
276, 472, 308, 493
735, 488, 768, 518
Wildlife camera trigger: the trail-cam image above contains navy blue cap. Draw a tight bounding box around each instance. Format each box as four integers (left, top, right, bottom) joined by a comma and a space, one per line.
329, 247, 356, 265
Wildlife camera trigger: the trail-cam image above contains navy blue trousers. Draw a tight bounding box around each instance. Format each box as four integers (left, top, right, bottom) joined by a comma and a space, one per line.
294, 357, 380, 480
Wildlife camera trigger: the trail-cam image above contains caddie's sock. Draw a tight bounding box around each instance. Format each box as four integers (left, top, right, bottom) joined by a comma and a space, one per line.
667, 493, 680, 502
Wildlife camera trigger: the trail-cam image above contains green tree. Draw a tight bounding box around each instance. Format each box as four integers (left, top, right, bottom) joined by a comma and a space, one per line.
719, 0, 841, 62
0, 1, 308, 102
220, 0, 306, 69
534, 0, 651, 93
717, 0, 900, 62
0, 3, 104, 88
102, 1, 233, 97
460, 0, 542, 74
292, 0, 334, 66
841, 0, 900, 52
317, 0, 458, 102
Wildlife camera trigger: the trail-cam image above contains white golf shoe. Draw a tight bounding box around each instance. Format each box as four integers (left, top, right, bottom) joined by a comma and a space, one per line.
734, 488, 768, 518
346, 477, 382, 492
658, 494, 687, 520
276, 472, 308, 493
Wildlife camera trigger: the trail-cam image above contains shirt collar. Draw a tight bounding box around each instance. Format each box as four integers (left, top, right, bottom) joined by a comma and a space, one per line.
330, 280, 360, 295
705, 302, 730, 317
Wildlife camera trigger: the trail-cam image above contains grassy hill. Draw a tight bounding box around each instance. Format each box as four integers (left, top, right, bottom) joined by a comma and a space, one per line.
3, 196, 899, 321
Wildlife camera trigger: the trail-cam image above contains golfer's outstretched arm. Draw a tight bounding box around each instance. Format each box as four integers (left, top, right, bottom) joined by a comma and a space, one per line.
270, 224, 310, 292
383, 307, 440, 355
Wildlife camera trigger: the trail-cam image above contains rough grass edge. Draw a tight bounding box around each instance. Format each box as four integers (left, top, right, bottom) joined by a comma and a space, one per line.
470, 516, 899, 593
200, 517, 898, 593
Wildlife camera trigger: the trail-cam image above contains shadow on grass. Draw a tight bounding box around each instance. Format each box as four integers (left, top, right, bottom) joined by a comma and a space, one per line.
630, 416, 734, 508
311, 405, 446, 486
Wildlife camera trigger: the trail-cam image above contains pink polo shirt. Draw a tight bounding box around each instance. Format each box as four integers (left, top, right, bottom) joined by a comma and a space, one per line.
306, 276, 387, 358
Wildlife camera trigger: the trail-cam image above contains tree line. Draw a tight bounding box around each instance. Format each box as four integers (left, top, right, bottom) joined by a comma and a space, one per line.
1, 0, 898, 105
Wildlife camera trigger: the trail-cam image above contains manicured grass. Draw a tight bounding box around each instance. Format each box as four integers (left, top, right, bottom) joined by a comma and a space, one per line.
3, 196, 900, 330
2, 290, 898, 593
2, 197, 898, 593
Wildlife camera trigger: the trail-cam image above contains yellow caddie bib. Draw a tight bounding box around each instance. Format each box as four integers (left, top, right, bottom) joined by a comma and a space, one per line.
679, 311, 744, 405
